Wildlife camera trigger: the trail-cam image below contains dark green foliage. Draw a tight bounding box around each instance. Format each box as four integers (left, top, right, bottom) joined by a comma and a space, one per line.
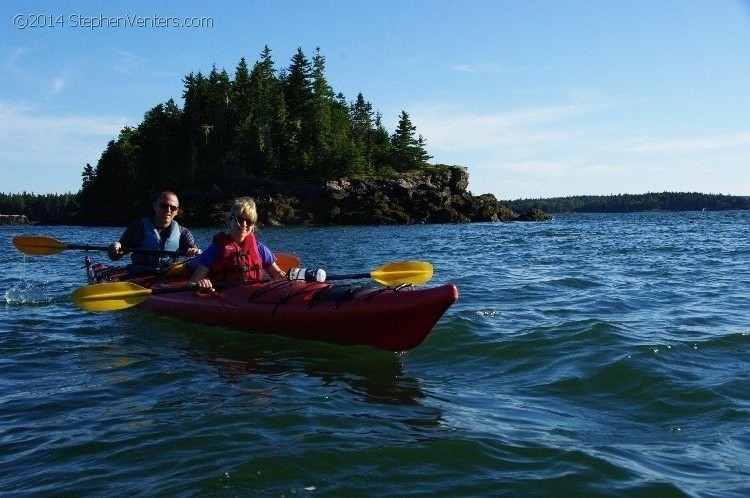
391, 111, 432, 172
0, 192, 78, 223
504, 192, 750, 214
73, 46, 432, 222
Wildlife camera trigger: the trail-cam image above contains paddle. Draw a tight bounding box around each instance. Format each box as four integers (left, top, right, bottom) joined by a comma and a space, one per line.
72, 260, 433, 312
12, 234, 301, 272
322, 260, 434, 286
72, 281, 231, 312
13, 235, 185, 258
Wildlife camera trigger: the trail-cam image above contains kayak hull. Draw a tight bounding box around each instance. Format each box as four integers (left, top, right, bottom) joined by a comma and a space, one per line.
88, 265, 458, 351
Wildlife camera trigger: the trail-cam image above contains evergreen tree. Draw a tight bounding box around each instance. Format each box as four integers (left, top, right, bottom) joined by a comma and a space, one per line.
78, 128, 139, 224
284, 48, 314, 122
204, 65, 233, 184
391, 111, 430, 172
350, 93, 375, 172
182, 71, 209, 184
131, 100, 184, 198
371, 112, 393, 173
229, 57, 253, 175
309, 47, 334, 172
81, 163, 96, 190
282, 48, 315, 174
246, 45, 284, 176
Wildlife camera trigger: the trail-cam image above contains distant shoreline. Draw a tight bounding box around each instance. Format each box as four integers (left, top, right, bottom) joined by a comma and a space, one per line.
3, 190, 748, 226
0, 214, 30, 226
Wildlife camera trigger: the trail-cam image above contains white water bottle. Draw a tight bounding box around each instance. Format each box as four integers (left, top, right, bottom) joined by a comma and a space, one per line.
288, 268, 327, 282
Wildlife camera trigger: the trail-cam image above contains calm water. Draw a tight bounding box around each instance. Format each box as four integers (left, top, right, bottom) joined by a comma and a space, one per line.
2, 212, 749, 497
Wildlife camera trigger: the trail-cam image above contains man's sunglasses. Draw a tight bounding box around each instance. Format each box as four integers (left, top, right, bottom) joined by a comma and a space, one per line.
158, 202, 179, 212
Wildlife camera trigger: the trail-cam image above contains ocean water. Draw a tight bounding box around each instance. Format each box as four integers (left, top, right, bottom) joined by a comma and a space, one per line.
2, 211, 749, 497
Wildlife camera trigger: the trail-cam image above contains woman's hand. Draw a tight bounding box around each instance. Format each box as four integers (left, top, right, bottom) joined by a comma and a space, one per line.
186, 247, 202, 257
268, 262, 287, 280
188, 278, 214, 291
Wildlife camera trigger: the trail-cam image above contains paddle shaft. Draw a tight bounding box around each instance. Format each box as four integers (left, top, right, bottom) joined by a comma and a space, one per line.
326, 272, 371, 281
70, 243, 186, 257
151, 281, 246, 296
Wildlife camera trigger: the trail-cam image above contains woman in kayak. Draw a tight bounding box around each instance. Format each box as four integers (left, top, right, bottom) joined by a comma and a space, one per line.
187, 197, 287, 290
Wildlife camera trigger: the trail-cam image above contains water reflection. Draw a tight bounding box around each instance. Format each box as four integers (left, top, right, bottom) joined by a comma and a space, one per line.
173, 321, 429, 407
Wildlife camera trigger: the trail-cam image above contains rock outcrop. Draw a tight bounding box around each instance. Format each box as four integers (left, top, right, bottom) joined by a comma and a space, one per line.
178, 165, 546, 227
514, 207, 552, 222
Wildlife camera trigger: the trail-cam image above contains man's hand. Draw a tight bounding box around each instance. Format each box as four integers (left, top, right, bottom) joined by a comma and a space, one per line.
108, 242, 123, 261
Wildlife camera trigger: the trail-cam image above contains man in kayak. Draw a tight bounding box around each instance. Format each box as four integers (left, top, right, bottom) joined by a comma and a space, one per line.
108, 191, 201, 273
187, 197, 286, 290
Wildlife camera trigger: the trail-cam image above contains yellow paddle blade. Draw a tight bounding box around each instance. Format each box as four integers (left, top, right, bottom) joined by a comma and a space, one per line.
370, 261, 433, 286
13, 235, 68, 256
275, 253, 301, 273
72, 282, 153, 312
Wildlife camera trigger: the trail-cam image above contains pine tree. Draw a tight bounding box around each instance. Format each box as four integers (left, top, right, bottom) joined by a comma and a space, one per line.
81, 163, 96, 189
228, 57, 252, 176
350, 93, 375, 172
248, 45, 284, 176
371, 112, 393, 173
391, 111, 417, 171
133, 100, 184, 198
282, 48, 315, 174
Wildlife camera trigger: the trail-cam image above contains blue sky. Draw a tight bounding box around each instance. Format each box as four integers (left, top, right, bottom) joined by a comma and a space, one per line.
2, 0, 750, 199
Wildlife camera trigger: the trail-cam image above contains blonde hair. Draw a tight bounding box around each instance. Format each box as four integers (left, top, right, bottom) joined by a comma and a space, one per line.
227, 197, 258, 225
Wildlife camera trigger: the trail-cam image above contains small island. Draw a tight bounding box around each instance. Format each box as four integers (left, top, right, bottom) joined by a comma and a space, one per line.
1, 46, 541, 227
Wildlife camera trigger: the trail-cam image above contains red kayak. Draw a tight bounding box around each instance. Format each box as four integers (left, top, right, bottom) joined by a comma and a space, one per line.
85, 264, 458, 351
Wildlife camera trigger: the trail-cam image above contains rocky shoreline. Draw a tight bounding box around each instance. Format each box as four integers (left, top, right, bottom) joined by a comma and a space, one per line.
4, 166, 551, 227
0, 214, 30, 225
178, 165, 550, 227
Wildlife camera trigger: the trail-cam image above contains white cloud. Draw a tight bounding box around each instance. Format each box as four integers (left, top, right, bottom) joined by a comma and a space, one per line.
501, 160, 569, 177
3, 47, 31, 82
450, 62, 508, 74
0, 101, 127, 169
51, 77, 66, 96
405, 99, 750, 198
7, 47, 26, 66
410, 102, 584, 152
621, 132, 750, 154
112, 49, 142, 74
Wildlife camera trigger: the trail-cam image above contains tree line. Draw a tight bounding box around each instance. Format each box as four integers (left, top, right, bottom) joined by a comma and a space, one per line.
6, 190, 748, 225
0, 192, 78, 223
504, 192, 750, 214
76, 46, 432, 224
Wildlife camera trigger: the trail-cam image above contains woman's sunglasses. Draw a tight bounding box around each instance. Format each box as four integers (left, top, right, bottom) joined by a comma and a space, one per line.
232, 216, 255, 227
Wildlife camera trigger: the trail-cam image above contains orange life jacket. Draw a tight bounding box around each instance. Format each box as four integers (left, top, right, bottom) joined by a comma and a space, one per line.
209, 232, 263, 283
